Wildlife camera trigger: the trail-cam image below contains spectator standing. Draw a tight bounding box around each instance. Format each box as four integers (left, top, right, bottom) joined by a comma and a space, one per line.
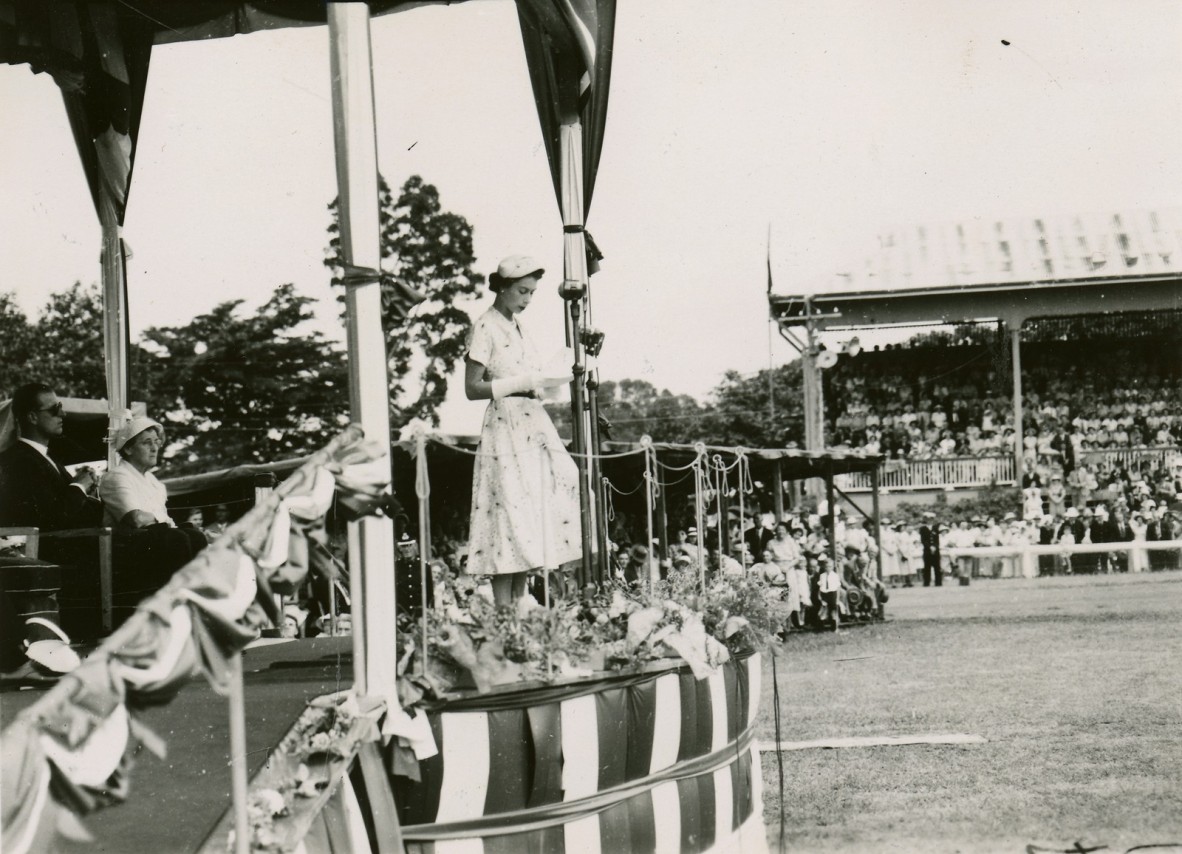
919, 513, 942, 587
818, 557, 842, 631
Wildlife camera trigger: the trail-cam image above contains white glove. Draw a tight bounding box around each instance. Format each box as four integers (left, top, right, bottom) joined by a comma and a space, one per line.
490, 373, 536, 400
491, 371, 575, 400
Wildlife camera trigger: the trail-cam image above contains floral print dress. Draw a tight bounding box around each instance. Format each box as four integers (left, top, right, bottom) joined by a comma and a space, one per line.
466, 308, 581, 576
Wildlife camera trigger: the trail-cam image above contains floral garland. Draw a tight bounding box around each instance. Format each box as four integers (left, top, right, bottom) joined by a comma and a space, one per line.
230, 693, 383, 853
411, 565, 784, 696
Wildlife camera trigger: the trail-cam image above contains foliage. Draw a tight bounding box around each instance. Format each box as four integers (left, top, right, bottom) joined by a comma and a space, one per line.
137, 284, 349, 474
0, 292, 35, 398
418, 570, 776, 695
0, 283, 108, 399
326, 175, 482, 425
546, 377, 709, 444
32, 282, 110, 399
890, 483, 1022, 528
698, 363, 805, 448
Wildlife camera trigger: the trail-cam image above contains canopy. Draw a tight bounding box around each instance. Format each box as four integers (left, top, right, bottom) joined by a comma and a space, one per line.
0, 0, 616, 456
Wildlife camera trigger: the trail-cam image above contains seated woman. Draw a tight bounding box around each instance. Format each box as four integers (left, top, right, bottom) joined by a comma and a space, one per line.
100, 417, 207, 622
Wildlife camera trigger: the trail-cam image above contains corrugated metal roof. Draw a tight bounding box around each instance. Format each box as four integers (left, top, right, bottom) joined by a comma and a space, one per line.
783, 208, 1182, 296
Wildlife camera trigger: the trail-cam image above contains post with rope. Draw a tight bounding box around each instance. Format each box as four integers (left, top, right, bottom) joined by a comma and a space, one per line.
693, 444, 707, 590
715, 455, 730, 565
871, 465, 883, 581
826, 460, 839, 571
327, 4, 398, 702
587, 372, 611, 583
416, 433, 431, 671
558, 120, 595, 589
641, 436, 656, 595
735, 450, 750, 572
655, 453, 669, 568
539, 438, 553, 608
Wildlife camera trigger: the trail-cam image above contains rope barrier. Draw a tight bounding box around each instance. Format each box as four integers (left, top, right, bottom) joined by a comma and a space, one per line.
602, 475, 645, 497
643, 443, 656, 596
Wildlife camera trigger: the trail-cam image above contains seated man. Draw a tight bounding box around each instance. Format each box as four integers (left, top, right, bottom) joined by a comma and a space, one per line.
0, 382, 102, 652
0, 383, 103, 532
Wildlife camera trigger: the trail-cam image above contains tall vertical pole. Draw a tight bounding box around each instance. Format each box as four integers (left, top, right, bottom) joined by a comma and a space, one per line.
227, 653, 249, 854
328, 5, 397, 701
803, 299, 826, 508
871, 466, 883, 581
559, 122, 595, 585
1010, 322, 1025, 488
98, 189, 128, 469
588, 376, 610, 580
772, 458, 785, 523
826, 464, 838, 571
655, 458, 669, 566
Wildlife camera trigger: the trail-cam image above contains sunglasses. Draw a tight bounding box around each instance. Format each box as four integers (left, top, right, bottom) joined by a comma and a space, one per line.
37, 402, 65, 417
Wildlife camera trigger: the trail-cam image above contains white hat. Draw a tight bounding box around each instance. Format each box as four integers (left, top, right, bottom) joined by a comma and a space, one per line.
113, 415, 163, 452
1065, 507, 1079, 518
489, 255, 544, 290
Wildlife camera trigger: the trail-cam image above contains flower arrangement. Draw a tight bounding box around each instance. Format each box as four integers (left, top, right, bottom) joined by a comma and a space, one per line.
413, 566, 784, 695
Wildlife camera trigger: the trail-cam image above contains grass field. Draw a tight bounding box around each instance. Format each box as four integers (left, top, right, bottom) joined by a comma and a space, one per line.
757, 572, 1182, 854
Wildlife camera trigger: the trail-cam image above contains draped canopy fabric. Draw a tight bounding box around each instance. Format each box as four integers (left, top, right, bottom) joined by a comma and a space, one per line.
515, 0, 616, 221
0, 0, 153, 225
1, 0, 616, 223
1, 0, 617, 455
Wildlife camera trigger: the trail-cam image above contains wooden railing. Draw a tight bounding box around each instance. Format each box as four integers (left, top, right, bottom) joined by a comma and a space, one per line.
837, 455, 1016, 492
1080, 446, 1180, 470
838, 446, 1182, 493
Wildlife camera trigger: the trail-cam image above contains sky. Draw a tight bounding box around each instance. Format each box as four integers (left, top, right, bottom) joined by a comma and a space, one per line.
2, 0, 1180, 435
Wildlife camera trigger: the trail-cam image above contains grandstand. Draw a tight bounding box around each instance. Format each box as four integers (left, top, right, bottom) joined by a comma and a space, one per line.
769, 208, 1182, 501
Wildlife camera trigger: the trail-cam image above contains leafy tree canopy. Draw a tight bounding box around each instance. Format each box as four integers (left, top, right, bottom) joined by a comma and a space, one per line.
0, 283, 108, 400
137, 284, 349, 474
326, 175, 482, 425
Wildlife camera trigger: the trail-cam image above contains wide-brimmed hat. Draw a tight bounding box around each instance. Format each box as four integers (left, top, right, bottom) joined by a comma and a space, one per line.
489, 255, 544, 290
113, 416, 163, 452
1065, 507, 1079, 518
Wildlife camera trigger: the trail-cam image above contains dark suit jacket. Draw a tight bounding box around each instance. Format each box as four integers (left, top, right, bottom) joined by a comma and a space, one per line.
919, 525, 939, 559
1104, 519, 1134, 543
0, 441, 103, 530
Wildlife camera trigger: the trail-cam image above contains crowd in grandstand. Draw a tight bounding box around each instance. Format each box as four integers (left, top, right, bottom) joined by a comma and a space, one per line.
823, 312, 1182, 461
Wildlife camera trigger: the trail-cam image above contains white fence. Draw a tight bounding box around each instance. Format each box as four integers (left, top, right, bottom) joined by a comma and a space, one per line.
943, 539, 1182, 578
837, 455, 1016, 492
1080, 446, 1180, 470
837, 446, 1181, 493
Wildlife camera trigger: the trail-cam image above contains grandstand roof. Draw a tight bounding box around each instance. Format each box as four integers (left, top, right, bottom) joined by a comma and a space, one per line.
770, 208, 1182, 330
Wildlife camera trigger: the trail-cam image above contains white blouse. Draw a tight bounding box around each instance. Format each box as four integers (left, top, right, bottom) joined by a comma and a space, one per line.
100, 460, 173, 526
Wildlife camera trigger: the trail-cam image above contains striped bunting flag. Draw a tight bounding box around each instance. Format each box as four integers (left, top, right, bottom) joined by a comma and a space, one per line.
401, 747, 764, 854
390, 653, 765, 853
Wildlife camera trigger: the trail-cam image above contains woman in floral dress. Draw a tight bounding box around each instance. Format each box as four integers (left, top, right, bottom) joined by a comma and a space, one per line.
464, 255, 580, 606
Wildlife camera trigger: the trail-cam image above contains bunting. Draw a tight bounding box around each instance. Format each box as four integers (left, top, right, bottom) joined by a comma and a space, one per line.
0, 427, 390, 854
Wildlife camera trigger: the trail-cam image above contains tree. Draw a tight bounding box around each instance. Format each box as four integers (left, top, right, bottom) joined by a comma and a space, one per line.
0, 292, 35, 397
138, 284, 349, 474
545, 378, 708, 445
697, 363, 805, 449
23, 283, 108, 399
326, 175, 482, 425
